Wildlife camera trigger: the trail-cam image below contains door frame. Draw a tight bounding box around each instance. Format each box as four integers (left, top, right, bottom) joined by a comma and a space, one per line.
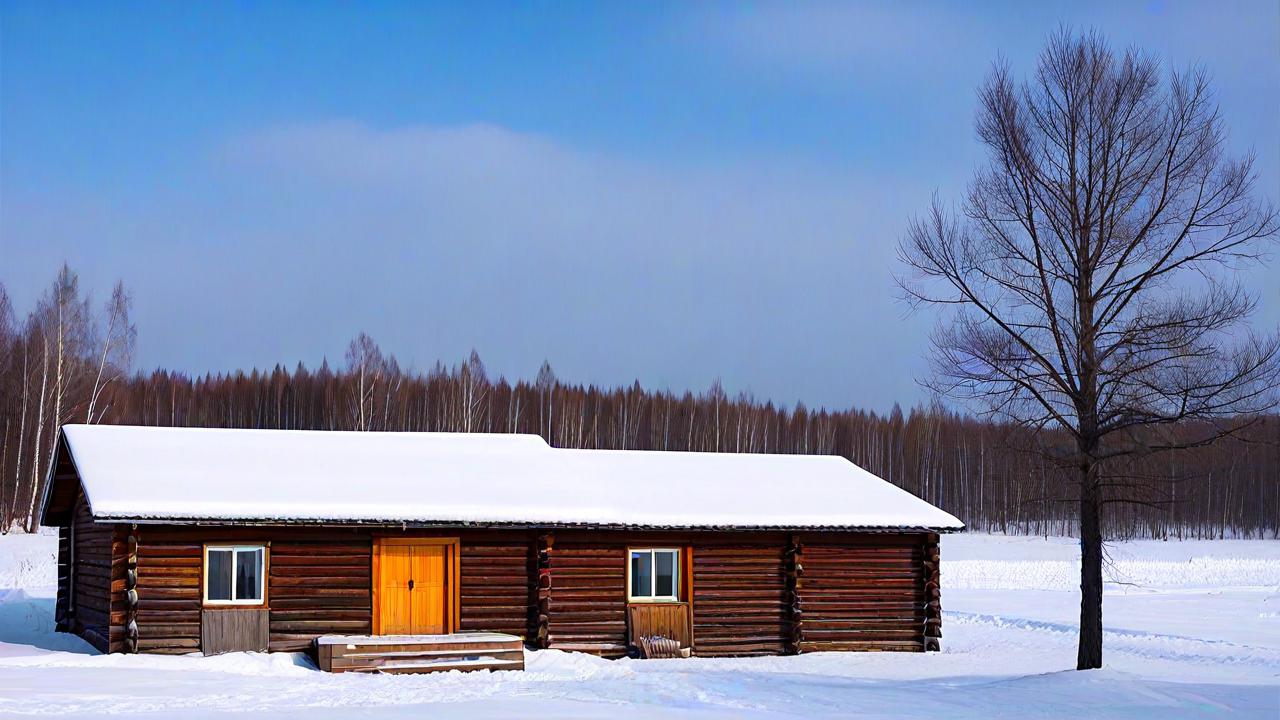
371, 536, 461, 635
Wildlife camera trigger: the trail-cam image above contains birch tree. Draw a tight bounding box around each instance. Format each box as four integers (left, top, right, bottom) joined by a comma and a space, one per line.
345, 332, 385, 431
85, 282, 137, 423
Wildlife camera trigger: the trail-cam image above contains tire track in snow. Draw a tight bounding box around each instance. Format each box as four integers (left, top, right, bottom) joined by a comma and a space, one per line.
946, 610, 1280, 670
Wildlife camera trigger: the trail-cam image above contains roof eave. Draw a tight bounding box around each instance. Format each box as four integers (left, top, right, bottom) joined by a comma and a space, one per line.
91, 514, 964, 533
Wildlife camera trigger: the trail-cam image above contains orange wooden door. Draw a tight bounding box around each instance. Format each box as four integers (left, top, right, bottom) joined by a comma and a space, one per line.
378, 542, 450, 635
410, 545, 447, 634
379, 545, 413, 635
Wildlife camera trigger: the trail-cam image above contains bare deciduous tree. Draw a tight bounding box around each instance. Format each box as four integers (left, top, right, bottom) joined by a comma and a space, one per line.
85, 282, 137, 424
459, 350, 489, 433
897, 30, 1280, 669
345, 332, 386, 431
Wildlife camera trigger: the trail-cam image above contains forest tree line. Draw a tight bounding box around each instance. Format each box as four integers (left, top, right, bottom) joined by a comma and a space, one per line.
1, 267, 1276, 537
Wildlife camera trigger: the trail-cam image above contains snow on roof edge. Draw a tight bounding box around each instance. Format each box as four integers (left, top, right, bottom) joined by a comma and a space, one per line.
90, 513, 964, 532
56, 424, 966, 531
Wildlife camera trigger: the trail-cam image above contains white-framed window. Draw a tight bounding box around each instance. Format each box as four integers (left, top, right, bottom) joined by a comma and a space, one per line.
628, 548, 680, 602
204, 544, 266, 605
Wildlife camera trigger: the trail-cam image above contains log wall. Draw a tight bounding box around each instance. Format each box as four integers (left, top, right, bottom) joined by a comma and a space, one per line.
458, 535, 532, 639
54, 494, 117, 653
111, 526, 132, 653
129, 527, 373, 654
54, 524, 71, 631
134, 530, 203, 653
797, 535, 927, 652
58, 516, 941, 658
543, 541, 628, 656
268, 533, 372, 651
691, 544, 790, 656
923, 532, 942, 651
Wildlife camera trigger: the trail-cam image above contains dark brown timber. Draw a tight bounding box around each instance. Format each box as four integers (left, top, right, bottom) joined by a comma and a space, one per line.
50, 471, 947, 660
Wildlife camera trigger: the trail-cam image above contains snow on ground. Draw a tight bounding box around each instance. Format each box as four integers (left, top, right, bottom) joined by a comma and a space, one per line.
0, 532, 1276, 719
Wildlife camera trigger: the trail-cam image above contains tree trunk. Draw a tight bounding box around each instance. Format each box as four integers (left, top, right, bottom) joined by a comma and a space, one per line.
1077, 470, 1103, 669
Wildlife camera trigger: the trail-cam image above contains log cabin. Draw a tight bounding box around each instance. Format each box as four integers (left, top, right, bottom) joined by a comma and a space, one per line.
40, 424, 962, 668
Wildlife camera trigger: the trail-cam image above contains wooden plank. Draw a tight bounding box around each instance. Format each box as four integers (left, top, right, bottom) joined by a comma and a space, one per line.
317, 632, 526, 674
201, 608, 269, 655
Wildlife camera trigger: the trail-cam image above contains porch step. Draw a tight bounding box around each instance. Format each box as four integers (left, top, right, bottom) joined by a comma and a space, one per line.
315, 632, 526, 674
352, 657, 525, 674
342, 647, 519, 659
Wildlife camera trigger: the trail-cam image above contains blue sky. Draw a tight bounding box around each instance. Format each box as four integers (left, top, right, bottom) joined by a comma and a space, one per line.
2, 1, 1277, 412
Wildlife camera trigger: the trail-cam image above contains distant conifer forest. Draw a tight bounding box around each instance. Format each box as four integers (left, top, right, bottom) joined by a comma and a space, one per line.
1, 266, 1275, 537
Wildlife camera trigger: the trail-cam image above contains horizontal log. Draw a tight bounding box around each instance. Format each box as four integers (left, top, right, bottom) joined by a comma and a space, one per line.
459, 577, 528, 588
802, 600, 925, 610
550, 585, 626, 595
270, 597, 370, 610
73, 556, 117, 571
140, 556, 201, 568
136, 576, 198, 589
802, 579, 922, 590
460, 591, 529, 605
461, 606, 529, 619
270, 609, 370, 621
461, 594, 529, 607
271, 544, 371, 556
695, 641, 786, 652
546, 585, 625, 595
271, 620, 370, 633
694, 556, 787, 566
269, 587, 369, 598
137, 638, 200, 651
138, 587, 201, 600
460, 553, 527, 564
270, 576, 369, 589
138, 565, 201, 578
141, 529, 365, 543
803, 629, 924, 641
799, 641, 923, 652
803, 553, 922, 562
696, 631, 788, 643
803, 545, 922, 554
694, 590, 788, 600
271, 555, 368, 567
696, 547, 785, 557
138, 610, 201, 624
139, 623, 201, 637
138, 543, 202, 557
547, 599, 625, 609
805, 616, 925, 626
271, 563, 369, 577
796, 567, 922, 577
551, 547, 625, 556
542, 609, 622, 622
462, 543, 529, 553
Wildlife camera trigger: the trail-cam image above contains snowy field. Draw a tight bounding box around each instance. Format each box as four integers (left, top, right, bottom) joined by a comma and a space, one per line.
0, 532, 1276, 719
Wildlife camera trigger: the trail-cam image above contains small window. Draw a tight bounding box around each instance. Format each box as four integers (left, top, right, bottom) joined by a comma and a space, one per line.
204, 545, 266, 605
629, 548, 680, 602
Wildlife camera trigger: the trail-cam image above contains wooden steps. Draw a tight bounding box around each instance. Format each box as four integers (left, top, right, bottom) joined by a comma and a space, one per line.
314, 632, 525, 674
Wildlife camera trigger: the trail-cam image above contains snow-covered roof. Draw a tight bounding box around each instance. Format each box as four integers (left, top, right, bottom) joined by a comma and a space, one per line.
51, 424, 963, 530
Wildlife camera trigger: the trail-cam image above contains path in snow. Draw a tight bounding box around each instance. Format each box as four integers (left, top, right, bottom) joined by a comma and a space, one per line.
0, 532, 1276, 719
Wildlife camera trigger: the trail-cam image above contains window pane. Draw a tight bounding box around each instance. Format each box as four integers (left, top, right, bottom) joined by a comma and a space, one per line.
630, 551, 652, 597
235, 549, 262, 601
655, 551, 676, 598
207, 550, 232, 601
